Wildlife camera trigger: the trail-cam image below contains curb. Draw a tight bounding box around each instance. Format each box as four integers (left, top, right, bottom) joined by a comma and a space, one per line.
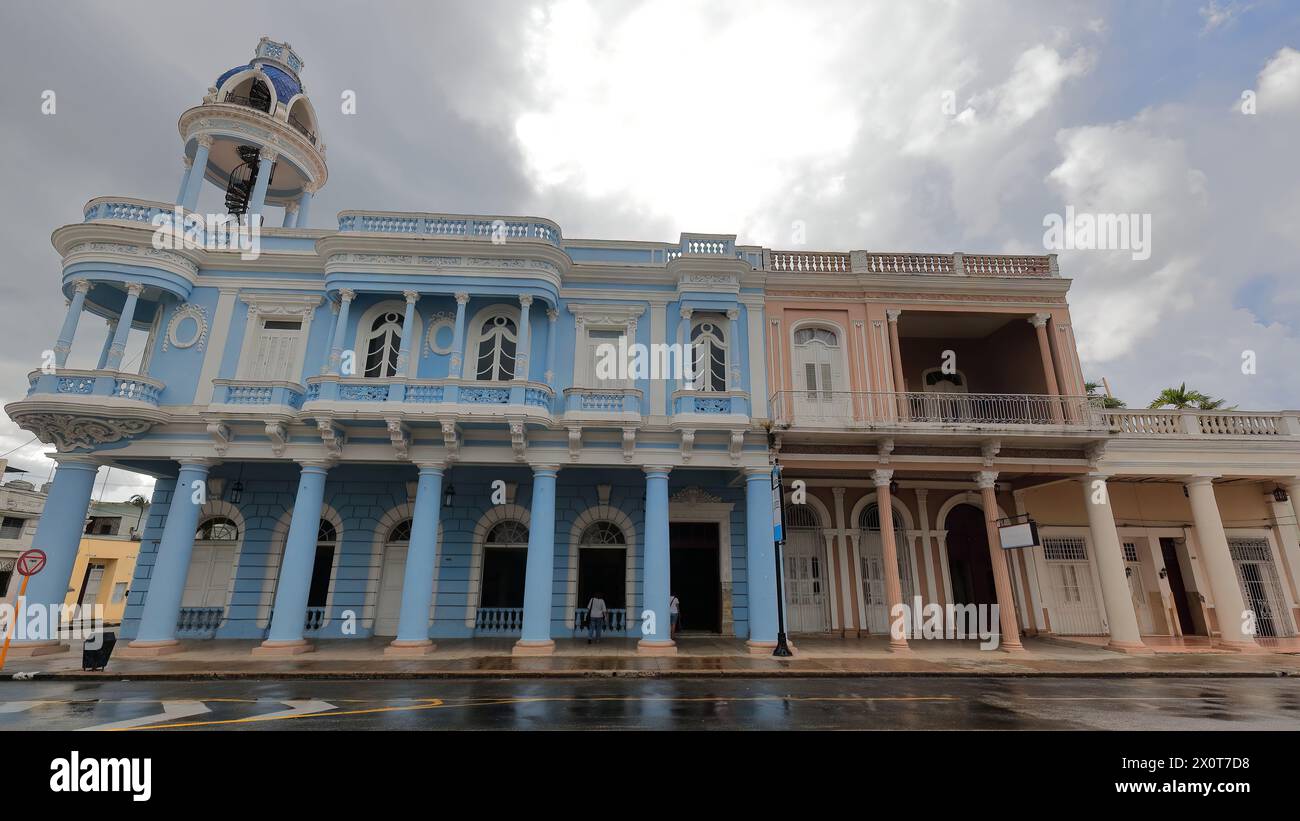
2, 669, 1295, 682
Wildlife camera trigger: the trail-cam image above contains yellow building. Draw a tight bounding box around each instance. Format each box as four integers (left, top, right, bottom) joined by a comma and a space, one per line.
64, 500, 147, 626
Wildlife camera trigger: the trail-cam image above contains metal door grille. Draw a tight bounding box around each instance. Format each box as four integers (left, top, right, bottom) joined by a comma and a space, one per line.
1228, 538, 1296, 638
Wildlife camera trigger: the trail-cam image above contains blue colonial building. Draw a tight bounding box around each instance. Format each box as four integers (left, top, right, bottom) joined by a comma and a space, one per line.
5, 39, 780, 657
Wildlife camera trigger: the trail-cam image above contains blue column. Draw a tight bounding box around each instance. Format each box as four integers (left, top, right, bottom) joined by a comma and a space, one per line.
296, 190, 314, 227
247, 150, 276, 219
396, 291, 419, 373
9, 457, 98, 650
390, 464, 444, 650
96, 320, 117, 369
103, 283, 143, 370
181, 137, 211, 212
129, 460, 212, 648
450, 292, 469, 378
282, 202, 298, 228
328, 289, 355, 375
53, 279, 91, 368
515, 465, 558, 654
175, 156, 193, 205
745, 467, 778, 647
543, 308, 558, 384
638, 466, 675, 653
259, 462, 330, 651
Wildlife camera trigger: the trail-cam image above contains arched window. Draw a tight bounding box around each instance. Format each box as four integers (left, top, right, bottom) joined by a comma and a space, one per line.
308, 519, 338, 610
922, 367, 967, 393
793, 325, 842, 399
579, 521, 626, 545
785, 506, 821, 530
363, 310, 405, 378
690, 318, 727, 392
388, 519, 412, 543
475, 314, 518, 381
486, 520, 529, 544
195, 517, 239, 541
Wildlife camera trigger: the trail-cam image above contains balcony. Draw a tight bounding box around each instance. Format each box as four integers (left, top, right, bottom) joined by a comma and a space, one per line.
303, 376, 554, 418
209, 379, 305, 411
562, 387, 643, 422
770, 390, 1104, 432
7, 369, 168, 452
1103, 409, 1300, 438
336, 211, 563, 247
767, 250, 1057, 278
671, 390, 750, 420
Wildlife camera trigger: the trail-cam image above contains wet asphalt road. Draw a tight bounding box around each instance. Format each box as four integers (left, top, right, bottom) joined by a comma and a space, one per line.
2, 677, 1299, 730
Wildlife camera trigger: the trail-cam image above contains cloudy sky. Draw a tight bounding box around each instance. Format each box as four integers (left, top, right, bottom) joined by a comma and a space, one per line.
1, 0, 1298, 500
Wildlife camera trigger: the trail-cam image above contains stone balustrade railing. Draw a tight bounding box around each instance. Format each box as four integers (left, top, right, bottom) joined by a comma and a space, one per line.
338, 211, 563, 247
769, 390, 1103, 428
304, 375, 553, 410
27, 368, 165, 407
766, 249, 1058, 278
1102, 409, 1300, 437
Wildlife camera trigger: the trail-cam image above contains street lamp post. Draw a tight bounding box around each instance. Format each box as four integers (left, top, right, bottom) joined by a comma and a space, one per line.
772, 460, 793, 657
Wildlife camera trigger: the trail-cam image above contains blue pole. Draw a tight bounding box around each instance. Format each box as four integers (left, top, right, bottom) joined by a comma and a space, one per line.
259, 462, 329, 650
638, 466, 675, 653
391, 464, 444, 649
515, 465, 558, 654
181, 138, 210, 212
53, 280, 91, 368
10, 457, 98, 651
104, 283, 143, 370
130, 460, 212, 648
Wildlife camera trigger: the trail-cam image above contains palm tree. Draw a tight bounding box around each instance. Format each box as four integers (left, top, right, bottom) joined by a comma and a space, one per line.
1085, 381, 1125, 409
127, 493, 148, 536
1148, 383, 1232, 410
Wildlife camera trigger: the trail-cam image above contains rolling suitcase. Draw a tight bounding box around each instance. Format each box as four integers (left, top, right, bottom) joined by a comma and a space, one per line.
81, 631, 116, 671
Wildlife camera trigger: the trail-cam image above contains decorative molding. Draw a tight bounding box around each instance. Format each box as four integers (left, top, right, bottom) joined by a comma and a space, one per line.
64, 242, 199, 277
440, 420, 460, 462
317, 419, 345, 457
671, 486, 723, 505
163, 302, 209, 352
240, 292, 322, 319
265, 421, 287, 457
509, 419, 527, 462
729, 430, 744, 464
568, 426, 582, 461
621, 426, 636, 462
206, 421, 231, 456
386, 418, 410, 461
679, 429, 695, 462
422, 310, 456, 358
12, 413, 154, 452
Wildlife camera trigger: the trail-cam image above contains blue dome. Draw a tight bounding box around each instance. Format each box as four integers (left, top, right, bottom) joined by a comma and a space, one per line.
215, 63, 302, 103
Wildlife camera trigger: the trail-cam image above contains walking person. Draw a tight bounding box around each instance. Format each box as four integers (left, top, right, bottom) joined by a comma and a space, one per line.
669, 592, 680, 638
586, 591, 607, 644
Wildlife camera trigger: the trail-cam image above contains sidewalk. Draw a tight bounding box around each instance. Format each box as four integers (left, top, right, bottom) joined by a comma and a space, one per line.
3, 635, 1300, 680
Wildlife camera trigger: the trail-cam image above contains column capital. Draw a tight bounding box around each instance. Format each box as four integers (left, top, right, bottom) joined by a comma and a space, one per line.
125, 282, 146, 297
260, 148, 279, 163
530, 463, 561, 475
1028, 312, 1051, 328
1184, 475, 1219, 488
403, 290, 420, 304
51, 454, 101, 468
196, 134, 215, 149
742, 466, 771, 479
414, 462, 446, 475
885, 308, 902, 323
176, 458, 217, 469
519, 295, 534, 308
872, 469, 894, 487
455, 292, 470, 305
832, 486, 846, 499
338, 288, 356, 304
643, 465, 673, 477
297, 460, 333, 473
302, 181, 319, 195
679, 305, 694, 320
1082, 471, 1111, 483
284, 200, 300, 215
726, 308, 740, 321
71, 278, 92, 295
182, 154, 194, 169
546, 308, 558, 322
973, 470, 998, 489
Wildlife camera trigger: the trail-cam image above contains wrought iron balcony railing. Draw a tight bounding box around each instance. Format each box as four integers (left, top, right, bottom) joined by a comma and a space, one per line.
769, 390, 1103, 429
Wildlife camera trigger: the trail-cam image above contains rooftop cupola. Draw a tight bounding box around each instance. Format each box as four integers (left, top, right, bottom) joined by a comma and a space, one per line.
175, 36, 327, 227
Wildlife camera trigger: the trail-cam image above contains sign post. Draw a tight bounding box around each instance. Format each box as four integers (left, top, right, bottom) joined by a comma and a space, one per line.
771, 462, 793, 657
0, 548, 47, 671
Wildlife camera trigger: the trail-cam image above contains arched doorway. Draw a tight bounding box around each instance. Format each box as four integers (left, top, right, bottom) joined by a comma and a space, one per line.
944, 504, 997, 608
784, 506, 830, 633
859, 502, 914, 633
577, 521, 628, 631
374, 518, 412, 637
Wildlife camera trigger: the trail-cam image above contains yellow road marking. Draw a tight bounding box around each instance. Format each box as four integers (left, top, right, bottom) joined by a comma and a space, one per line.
117, 698, 445, 730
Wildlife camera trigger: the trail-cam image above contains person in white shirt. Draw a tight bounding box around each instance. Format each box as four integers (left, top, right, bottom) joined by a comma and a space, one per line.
669, 593, 680, 637
586, 592, 608, 644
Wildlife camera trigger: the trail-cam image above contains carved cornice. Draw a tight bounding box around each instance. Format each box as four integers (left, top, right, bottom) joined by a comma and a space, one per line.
10, 412, 156, 453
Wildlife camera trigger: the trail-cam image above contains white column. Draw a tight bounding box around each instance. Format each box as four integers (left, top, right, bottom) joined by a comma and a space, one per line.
1081, 474, 1149, 652
1185, 476, 1258, 649
515, 295, 533, 380
726, 308, 740, 390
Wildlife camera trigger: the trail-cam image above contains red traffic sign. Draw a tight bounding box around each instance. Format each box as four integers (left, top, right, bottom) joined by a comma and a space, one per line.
16, 549, 46, 577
